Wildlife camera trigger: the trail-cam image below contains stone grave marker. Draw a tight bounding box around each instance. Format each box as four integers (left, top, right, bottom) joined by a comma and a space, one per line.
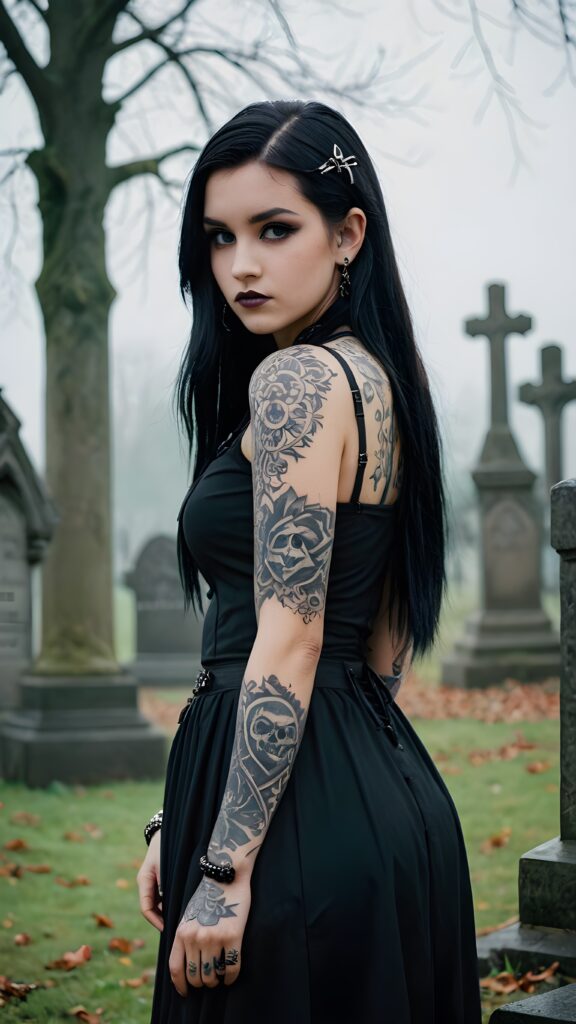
0, 389, 56, 708
442, 282, 559, 687
478, 478, 576, 985
519, 344, 576, 497
124, 534, 205, 685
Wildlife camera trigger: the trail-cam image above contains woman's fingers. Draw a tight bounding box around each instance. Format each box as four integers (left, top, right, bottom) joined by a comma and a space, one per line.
136, 865, 164, 932
168, 934, 188, 997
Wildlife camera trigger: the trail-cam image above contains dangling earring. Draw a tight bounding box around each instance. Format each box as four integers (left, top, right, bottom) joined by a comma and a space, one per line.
339, 256, 351, 298
222, 301, 232, 333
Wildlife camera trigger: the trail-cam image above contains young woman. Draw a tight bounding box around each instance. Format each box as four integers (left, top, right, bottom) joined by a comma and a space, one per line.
138, 99, 482, 1023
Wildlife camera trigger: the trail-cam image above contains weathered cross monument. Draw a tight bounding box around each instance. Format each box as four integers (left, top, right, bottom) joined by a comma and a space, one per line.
481, 479, 576, 1016
519, 345, 576, 498
442, 282, 560, 688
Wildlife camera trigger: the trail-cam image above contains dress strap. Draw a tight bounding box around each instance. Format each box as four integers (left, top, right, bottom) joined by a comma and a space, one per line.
319, 345, 368, 506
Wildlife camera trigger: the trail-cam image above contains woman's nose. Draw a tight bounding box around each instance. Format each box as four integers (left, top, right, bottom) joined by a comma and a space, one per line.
231, 244, 261, 281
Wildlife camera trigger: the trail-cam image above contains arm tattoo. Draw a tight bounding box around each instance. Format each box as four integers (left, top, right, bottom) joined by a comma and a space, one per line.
205, 673, 308, 880
249, 348, 337, 623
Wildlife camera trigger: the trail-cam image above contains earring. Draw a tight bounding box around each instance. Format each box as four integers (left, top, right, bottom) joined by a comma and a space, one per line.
222, 301, 232, 333
339, 256, 351, 298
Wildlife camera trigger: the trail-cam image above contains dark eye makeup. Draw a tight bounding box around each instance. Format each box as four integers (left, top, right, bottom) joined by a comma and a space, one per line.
205, 222, 297, 246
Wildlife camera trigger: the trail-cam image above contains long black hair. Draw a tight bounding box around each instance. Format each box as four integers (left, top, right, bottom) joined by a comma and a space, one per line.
174, 99, 448, 661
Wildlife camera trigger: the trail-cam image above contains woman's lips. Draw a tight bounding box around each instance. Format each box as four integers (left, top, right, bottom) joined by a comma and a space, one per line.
237, 296, 271, 308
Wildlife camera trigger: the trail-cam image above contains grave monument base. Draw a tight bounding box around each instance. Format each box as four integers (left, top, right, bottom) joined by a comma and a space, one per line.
488, 982, 576, 1022
442, 608, 560, 688
0, 671, 167, 787
477, 920, 576, 979
520, 838, 576, 932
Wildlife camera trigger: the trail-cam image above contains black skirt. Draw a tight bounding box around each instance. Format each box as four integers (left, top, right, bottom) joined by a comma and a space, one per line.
150, 656, 482, 1023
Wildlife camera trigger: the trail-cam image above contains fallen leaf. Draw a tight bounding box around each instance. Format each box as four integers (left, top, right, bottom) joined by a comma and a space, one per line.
68, 1005, 104, 1023
45, 944, 92, 971
92, 913, 114, 929
55, 875, 91, 888
14, 933, 32, 946
108, 937, 133, 953
0, 862, 24, 878
118, 956, 132, 966
10, 812, 41, 827
63, 831, 85, 843
4, 838, 29, 851
526, 760, 551, 774
0, 975, 40, 1000
2, 918, 14, 928
25, 863, 52, 874
82, 823, 103, 839
115, 878, 130, 889
119, 968, 154, 988
480, 826, 512, 854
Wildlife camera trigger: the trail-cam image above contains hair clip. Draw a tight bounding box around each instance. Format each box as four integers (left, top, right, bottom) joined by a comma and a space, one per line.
317, 143, 358, 185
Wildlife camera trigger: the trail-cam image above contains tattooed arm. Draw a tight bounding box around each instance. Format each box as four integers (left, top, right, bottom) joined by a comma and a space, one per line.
366, 568, 413, 700
204, 344, 347, 883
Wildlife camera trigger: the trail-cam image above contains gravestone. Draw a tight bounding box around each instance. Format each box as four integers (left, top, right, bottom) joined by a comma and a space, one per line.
0, 389, 57, 708
124, 534, 204, 686
478, 478, 576, 980
519, 345, 576, 497
442, 282, 560, 688
519, 344, 576, 592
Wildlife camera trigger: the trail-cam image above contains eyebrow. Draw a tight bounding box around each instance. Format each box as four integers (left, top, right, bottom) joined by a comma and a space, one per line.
203, 207, 301, 227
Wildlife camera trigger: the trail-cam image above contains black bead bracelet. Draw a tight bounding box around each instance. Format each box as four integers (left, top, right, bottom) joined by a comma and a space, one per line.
199, 853, 236, 884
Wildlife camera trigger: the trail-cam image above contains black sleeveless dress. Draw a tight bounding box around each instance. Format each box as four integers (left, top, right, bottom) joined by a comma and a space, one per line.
150, 314, 483, 1023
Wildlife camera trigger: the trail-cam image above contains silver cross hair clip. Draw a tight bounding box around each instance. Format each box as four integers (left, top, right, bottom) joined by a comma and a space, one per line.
317, 143, 358, 185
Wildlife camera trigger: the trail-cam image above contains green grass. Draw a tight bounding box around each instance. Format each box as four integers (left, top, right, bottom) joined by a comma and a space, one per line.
0, 717, 562, 1021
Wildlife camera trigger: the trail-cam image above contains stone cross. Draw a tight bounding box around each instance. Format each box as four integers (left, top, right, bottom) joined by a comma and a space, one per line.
519, 344, 576, 496
466, 282, 532, 429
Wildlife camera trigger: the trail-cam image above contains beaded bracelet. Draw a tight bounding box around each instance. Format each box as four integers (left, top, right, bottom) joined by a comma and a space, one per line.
144, 809, 163, 846
199, 853, 236, 884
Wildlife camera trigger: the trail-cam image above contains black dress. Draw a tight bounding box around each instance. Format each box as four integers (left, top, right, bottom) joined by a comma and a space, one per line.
150, 315, 483, 1023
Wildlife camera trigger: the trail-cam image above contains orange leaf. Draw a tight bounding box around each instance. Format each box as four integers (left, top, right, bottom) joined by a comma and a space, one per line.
2, 918, 14, 928
526, 760, 551, 774
4, 838, 29, 851
115, 878, 130, 889
10, 812, 41, 827
118, 956, 132, 966
0, 975, 40, 999
0, 863, 23, 878
82, 823, 103, 839
26, 863, 52, 874
63, 831, 85, 843
14, 933, 32, 946
92, 913, 114, 929
68, 1005, 104, 1023
55, 875, 91, 888
119, 969, 153, 988
108, 937, 133, 953
45, 944, 92, 971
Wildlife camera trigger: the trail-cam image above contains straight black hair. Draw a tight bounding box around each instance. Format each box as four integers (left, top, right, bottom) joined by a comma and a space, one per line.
173, 99, 448, 661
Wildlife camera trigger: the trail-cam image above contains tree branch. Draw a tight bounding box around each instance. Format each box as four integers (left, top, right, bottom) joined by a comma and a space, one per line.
0, 0, 47, 108
107, 143, 199, 191
111, 0, 197, 54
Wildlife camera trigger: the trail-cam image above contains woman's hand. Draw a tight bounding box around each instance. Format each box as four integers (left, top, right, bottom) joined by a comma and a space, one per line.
136, 830, 163, 932
169, 873, 252, 993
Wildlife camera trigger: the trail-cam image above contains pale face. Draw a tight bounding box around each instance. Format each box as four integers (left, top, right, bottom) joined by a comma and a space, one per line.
203, 160, 365, 348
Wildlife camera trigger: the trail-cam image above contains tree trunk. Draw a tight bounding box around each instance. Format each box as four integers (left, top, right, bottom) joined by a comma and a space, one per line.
27, 1, 120, 674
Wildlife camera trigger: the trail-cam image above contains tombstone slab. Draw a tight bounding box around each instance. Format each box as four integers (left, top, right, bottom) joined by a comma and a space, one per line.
0, 389, 56, 708
124, 534, 204, 686
442, 283, 560, 688
488, 982, 576, 1022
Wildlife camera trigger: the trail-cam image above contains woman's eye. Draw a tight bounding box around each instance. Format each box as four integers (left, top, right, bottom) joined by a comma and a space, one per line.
210, 230, 234, 246
261, 223, 294, 240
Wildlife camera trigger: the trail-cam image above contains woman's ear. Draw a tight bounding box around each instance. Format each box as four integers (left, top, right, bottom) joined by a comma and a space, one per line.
335, 207, 366, 263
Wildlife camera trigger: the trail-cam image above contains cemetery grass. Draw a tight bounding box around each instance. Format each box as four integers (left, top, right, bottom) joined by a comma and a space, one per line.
0, 716, 562, 1022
